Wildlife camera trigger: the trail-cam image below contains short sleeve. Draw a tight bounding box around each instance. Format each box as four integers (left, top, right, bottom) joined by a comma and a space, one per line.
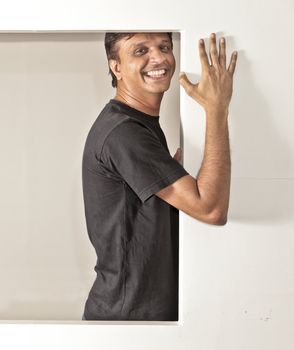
100, 120, 190, 203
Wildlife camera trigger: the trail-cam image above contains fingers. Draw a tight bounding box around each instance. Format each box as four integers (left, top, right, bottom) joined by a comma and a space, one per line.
198, 39, 210, 71
219, 37, 226, 69
200, 33, 236, 72
228, 51, 238, 75
180, 34, 238, 94
173, 148, 182, 162
209, 33, 220, 68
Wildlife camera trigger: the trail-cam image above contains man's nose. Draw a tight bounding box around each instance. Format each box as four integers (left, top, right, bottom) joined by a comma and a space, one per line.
149, 48, 166, 63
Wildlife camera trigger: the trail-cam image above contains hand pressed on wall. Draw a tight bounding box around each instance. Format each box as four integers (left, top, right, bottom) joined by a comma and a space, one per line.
179, 33, 238, 113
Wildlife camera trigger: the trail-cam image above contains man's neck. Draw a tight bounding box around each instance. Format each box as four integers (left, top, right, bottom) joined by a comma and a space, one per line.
114, 91, 163, 117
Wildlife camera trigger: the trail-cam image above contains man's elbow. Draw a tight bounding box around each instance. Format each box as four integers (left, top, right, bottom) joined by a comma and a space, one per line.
212, 215, 228, 226
205, 209, 228, 226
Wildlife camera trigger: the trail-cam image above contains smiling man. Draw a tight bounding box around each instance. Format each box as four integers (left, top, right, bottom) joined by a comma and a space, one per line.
81, 32, 237, 321
110, 33, 175, 115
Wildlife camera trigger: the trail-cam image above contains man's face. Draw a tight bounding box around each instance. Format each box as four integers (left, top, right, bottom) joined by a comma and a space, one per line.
111, 33, 176, 96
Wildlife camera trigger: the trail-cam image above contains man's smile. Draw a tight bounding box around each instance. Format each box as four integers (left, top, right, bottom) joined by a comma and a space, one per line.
142, 68, 169, 81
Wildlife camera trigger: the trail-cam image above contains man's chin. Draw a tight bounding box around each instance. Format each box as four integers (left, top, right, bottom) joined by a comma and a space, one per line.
150, 85, 171, 94
144, 81, 172, 93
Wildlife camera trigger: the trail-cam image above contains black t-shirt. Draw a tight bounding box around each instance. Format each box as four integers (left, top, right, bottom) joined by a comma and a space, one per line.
82, 98, 189, 321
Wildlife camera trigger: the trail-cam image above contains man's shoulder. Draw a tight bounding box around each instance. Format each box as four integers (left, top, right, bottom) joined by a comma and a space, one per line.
93, 100, 150, 137
85, 101, 154, 160
98, 101, 154, 141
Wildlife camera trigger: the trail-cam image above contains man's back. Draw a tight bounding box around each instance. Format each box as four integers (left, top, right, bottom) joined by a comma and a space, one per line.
82, 98, 189, 320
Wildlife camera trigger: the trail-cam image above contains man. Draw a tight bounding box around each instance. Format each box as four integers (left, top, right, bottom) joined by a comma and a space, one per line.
81, 32, 237, 321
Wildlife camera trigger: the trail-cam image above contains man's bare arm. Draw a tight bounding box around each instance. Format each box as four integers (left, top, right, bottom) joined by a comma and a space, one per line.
196, 106, 231, 224
155, 107, 230, 225
155, 33, 237, 225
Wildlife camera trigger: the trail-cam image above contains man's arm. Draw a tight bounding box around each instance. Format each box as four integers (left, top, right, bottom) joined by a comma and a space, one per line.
155, 107, 230, 225
155, 33, 237, 225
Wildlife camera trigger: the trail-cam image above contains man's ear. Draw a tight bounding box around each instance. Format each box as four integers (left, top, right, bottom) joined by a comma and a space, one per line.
108, 59, 122, 81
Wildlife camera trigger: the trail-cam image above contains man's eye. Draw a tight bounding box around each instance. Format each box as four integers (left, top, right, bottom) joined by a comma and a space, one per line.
135, 48, 147, 55
134, 45, 171, 55
161, 45, 171, 51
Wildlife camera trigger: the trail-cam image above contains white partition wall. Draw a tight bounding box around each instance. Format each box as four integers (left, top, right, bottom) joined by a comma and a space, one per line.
1, 0, 294, 349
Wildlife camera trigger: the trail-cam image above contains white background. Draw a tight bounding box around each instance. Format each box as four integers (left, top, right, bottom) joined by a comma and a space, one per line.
0, 0, 294, 349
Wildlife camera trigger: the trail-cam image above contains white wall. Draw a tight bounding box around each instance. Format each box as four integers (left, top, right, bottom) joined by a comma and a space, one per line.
1, 0, 294, 349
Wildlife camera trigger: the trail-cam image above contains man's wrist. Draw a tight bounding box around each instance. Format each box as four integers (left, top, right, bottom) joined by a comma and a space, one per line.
205, 105, 229, 116
205, 106, 229, 127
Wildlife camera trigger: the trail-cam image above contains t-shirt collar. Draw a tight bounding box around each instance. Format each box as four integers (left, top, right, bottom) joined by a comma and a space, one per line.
109, 99, 160, 124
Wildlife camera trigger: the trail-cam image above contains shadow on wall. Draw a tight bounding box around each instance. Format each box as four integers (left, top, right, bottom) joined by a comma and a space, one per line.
228, 46, 294, 224
229, 178, 294, 224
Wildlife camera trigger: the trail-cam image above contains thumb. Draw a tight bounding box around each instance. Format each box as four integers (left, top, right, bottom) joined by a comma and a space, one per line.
178, 72, 194, 96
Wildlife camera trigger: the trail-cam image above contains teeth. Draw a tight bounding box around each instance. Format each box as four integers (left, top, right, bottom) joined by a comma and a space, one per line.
146, 69, 166, 77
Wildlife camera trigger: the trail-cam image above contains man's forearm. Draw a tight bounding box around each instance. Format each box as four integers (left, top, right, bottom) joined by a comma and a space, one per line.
196, 107, 231, 223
